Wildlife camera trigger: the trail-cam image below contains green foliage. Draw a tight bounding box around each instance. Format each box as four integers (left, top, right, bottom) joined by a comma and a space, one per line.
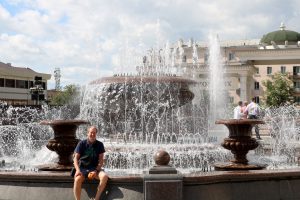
50, 84, 80, 105
262, 73, 294, 107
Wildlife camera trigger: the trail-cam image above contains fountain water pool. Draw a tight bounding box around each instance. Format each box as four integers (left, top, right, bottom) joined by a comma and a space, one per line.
1, 35, 300, 199
2, 103, 300, 200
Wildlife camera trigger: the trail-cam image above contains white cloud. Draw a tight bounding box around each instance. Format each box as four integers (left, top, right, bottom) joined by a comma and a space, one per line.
0, 4, 10, 18
1, 0, 300, 89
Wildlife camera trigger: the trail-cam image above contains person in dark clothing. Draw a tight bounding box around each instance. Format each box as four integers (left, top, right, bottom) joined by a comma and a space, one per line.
73, 126, 108, 200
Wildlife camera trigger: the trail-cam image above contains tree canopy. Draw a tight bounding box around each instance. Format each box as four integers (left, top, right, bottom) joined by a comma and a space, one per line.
50, 84, 80, 105
262, 73, 294, 107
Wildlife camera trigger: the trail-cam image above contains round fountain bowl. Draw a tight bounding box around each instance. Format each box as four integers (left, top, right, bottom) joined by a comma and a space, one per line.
39, 119, 90, 171
89, 75, 195, 107
82, 75, 196, 139
214, 119, 267, 170
89, 75, 196, 84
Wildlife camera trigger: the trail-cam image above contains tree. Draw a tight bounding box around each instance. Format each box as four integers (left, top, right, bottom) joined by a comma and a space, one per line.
50, 84, 80, 105
262, 73, 294, 107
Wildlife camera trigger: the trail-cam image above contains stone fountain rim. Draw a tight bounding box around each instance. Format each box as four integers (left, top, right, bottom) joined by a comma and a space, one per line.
40, 119, 90, 126
1, 168, 300, 183
215, 119, 265, 125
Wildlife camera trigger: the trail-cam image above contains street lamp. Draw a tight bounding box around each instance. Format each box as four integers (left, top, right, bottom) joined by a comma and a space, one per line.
30, 76, 45, 105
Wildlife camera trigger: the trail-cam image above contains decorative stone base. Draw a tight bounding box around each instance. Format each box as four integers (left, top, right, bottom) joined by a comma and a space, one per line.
214, 162, 267, 171
148, 165, 178, 174
37, 163, 73, 171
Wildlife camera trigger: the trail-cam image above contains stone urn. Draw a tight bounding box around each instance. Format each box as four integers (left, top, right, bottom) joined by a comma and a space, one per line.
39, 119, 89, 171
214, 119, 267, 170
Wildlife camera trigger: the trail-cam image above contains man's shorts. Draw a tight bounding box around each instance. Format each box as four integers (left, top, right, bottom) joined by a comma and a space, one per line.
80, 167, 105, 178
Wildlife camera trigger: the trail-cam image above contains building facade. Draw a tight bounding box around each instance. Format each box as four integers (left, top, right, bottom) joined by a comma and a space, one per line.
0, 62, 51, 105
176, 23, 300, 105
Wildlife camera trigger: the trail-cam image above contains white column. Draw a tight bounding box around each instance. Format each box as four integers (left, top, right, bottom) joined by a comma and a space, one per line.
240, 75, 248, 101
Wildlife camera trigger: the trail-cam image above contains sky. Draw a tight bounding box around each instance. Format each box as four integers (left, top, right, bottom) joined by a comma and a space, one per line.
1, 0, 300, 89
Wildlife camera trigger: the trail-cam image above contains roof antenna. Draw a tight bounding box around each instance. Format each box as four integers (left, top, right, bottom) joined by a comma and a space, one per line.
54, 68, 61, 91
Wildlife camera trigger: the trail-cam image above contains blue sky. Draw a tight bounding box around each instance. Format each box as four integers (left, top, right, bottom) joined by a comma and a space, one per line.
1, 0, 300, 89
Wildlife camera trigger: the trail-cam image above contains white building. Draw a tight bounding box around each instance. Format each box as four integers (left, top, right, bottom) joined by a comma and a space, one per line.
176, 23, 300, 104
0, 62, 51, 105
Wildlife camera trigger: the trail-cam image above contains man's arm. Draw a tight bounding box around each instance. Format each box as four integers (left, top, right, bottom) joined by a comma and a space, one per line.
73, 153, 81, 175
96, 153, 104, 172
243, 104, 249, 114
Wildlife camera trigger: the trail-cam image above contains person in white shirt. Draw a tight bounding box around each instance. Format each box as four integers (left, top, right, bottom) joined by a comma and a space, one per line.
233, 101, 244, 119
241, 101, 248, 119
244, 97, 261, 139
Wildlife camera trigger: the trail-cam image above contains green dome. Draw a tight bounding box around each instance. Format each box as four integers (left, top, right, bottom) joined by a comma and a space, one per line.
260, 29, 300, 45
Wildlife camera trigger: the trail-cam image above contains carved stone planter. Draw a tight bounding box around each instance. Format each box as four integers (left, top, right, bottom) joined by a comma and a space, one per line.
39, 119, 89, 171
214, 119, 267, 170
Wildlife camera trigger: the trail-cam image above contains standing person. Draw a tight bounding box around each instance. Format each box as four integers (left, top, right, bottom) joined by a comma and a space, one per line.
73, 126, 108, 200
241, 101, 248, 119
233, 101, 244, 119
244, 97, 261, 139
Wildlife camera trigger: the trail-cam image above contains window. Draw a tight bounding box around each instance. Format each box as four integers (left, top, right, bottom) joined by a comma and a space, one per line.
254, 82, 259, 90
204, 52, 209, 62
42, 82, 46, 90
293, 66, 300, 75
294, 82, 300, 89
16, 80, 28, 89
5, 79, 15, 88
295, 96, 300, 105
254, 96, 260, 104
281, 66, 286, 74
29, 81, 34, 88
229, 53, 235, 60
267, 67, 272, 75
228, 96, 234, 103
256, 68, 259, 74
182, 55, 187, 62
0, 78, 4, 87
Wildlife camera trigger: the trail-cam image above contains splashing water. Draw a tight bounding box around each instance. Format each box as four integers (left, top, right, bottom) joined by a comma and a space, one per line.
253, 105, 300, 169
1, 39, 300, 173
208, 35, 227, 124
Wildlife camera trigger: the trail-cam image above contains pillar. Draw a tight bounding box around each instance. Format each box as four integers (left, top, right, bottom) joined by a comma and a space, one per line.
144, 150, 183, 200
240, 75, 248, 101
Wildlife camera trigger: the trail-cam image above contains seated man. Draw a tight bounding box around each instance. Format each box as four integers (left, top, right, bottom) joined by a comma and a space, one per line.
73, 126, 108, 200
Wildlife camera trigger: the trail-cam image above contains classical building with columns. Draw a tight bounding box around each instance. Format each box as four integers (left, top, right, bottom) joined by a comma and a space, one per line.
176, 23, 300, 105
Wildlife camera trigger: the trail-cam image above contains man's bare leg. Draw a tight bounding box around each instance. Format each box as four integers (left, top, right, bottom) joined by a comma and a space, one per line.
95, 171, 108, 200
74, 175, 85, 200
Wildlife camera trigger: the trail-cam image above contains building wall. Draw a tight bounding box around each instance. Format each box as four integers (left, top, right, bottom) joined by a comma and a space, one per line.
176, 39, 300, 105
0, 62, 51, 105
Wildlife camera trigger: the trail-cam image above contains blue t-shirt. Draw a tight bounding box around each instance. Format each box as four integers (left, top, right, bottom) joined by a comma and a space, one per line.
74, 139, 105, 169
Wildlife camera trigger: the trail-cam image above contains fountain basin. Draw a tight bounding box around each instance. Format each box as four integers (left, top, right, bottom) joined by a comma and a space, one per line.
82, 75, 196, 139
1, 169, 300, 200
89, 75, 196, 108
89, 75, 196, 84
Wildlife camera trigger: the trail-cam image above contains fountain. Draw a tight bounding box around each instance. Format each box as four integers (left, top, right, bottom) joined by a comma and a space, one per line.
1, 36, 300, 200
214, 119, 266, 170
39, 119, 89, 171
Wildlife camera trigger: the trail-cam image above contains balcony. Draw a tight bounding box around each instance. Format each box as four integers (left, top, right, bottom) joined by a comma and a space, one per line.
289, 73, 300, 79
294, 88, 300, 93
